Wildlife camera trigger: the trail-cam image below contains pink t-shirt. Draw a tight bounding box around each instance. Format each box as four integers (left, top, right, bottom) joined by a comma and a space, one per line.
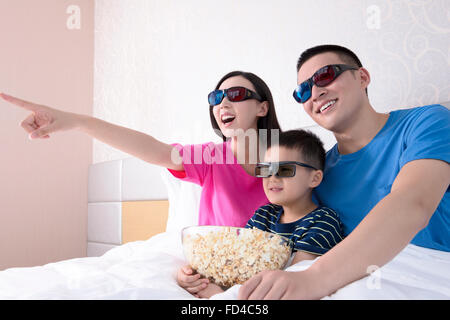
168, 140, 269, 227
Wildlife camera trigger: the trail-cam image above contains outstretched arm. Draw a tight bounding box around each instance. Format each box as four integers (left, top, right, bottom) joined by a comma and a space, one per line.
239, 159, 449, 299
1, 92, 183, 171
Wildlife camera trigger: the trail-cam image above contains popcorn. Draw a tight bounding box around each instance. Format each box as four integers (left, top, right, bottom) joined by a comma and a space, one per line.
183, 227, 292, 287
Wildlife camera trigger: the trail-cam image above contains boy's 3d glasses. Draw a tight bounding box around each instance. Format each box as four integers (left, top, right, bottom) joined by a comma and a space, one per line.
255, 161, 318, 178
208, 86, 263, 106
293, 64, 358, 103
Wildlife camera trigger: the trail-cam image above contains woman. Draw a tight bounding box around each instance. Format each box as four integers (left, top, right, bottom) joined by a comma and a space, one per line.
1, 70, 282, 227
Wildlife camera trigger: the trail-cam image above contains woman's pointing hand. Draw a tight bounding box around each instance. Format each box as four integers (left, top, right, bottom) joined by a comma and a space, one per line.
1, 92, 80, 139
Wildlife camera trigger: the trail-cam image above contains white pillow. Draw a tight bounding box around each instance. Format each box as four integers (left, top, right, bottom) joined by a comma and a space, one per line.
160, 168, 201, 233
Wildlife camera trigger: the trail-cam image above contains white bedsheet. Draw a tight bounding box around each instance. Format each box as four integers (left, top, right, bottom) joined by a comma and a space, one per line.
1, 231, 449, 300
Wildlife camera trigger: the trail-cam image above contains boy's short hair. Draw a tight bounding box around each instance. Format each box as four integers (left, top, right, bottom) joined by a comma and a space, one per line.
273, 129, 326, 171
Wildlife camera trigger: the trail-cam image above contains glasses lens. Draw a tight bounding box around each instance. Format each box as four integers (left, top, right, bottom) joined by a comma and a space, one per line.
208, 90, 224, 106
293, 81, 312, 103
313, 66, 336, 87
276, 164, 296, 177
293, 88, 302, 103
255, 165, 271, 177
226, 87, 246, 102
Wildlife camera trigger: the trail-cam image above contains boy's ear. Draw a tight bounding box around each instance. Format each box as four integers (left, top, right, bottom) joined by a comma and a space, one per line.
310, 170, 323, 188
257, 101, 269, 117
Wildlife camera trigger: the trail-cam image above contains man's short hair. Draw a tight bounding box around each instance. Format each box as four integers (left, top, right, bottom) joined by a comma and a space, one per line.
273, 129, 325, 171
296, 44, 367, 96
296, 44, 363, 72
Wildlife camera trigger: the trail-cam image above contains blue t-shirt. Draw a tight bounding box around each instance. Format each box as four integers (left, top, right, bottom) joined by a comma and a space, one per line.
246, 203, 344, 255
314, 105, 450, 252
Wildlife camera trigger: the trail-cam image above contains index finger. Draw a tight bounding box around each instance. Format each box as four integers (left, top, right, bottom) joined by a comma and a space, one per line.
0, 92, 41, 112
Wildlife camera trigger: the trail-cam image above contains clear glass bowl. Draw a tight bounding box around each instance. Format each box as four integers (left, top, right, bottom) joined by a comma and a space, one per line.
181, 225, 293, 287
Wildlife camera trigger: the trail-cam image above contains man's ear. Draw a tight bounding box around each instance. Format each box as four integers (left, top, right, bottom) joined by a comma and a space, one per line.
257, 101, 269, 117
359, 67, 371, 90
310, 170, 323, 188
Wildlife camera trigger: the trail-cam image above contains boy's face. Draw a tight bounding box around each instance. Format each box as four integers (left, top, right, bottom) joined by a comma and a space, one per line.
297, 52, 369, 133
262, 146, 321, 206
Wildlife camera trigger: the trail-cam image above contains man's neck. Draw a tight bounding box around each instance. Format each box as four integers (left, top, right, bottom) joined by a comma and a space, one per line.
334, 103, 389, 155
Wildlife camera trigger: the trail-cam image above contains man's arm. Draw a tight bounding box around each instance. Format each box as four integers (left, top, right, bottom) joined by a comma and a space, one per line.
310, 158, 449, 296
238, 159, 449, 299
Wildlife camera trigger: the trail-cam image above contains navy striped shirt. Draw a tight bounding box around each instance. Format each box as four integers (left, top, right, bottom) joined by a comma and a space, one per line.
245, 204, 344, 255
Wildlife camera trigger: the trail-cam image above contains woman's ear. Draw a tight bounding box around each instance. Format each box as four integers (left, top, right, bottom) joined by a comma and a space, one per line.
310, 170, 323, 188
257, 101, 269, 117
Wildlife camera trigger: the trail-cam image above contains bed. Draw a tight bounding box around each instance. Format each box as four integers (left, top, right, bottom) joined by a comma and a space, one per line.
1, 112, 449, 300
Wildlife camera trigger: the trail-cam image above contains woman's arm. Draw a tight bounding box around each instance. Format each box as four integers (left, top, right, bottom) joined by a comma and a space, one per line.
1, 93, 183, 171
77, 115, 182, 170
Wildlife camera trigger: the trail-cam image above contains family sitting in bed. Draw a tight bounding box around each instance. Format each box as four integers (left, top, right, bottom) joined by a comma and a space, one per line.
2, 44, 449, 300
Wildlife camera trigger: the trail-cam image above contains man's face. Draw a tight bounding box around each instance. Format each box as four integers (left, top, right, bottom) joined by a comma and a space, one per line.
296, 52, 367, 133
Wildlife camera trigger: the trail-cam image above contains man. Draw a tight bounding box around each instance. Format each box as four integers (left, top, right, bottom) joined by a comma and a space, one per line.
239, 44, 450, 299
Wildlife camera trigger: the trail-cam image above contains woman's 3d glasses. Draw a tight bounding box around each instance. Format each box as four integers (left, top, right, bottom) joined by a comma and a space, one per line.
293, 64, 358, 103
208, 86, 263, 106
255, 161, 318, 178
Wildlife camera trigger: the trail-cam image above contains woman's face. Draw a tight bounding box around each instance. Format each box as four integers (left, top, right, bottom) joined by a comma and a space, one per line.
212, 76, 268, 138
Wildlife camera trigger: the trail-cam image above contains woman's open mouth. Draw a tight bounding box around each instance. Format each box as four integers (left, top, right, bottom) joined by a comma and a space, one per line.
221, 114, 236, 127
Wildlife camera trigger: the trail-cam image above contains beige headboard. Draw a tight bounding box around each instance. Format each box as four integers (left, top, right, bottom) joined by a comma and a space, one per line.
87, 157, 170, 257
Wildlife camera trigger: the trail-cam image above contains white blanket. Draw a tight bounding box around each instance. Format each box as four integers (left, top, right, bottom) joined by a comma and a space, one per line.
1, 231, 449, 299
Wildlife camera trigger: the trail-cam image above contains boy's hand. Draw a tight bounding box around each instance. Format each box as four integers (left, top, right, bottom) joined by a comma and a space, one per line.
197, 282, 224, 299
176, 265, 209, 297
0, 92, 80, 139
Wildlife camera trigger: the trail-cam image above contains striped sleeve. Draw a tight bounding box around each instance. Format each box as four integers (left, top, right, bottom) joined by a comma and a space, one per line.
294, 207, 344, 255
245, 214, 256, 229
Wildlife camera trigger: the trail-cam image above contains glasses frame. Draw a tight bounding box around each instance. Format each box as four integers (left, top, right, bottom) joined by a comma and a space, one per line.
208, 86, 263, 106
255, 161, 318, 178
293, 64, 358, 104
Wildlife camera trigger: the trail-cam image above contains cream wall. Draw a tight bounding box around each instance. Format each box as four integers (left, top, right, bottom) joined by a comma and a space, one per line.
93, 0, 449, 163
0, 0, 94, 270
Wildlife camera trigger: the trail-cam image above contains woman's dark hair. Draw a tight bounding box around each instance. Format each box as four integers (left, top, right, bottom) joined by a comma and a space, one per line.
209, 71, 281, 144
275, 129, 326, 171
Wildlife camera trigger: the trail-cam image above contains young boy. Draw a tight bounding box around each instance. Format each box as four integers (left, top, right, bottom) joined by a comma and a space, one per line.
177, 129, 344, 298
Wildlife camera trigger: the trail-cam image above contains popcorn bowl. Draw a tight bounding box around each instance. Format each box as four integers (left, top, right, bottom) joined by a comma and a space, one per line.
181, 226, 293, 287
